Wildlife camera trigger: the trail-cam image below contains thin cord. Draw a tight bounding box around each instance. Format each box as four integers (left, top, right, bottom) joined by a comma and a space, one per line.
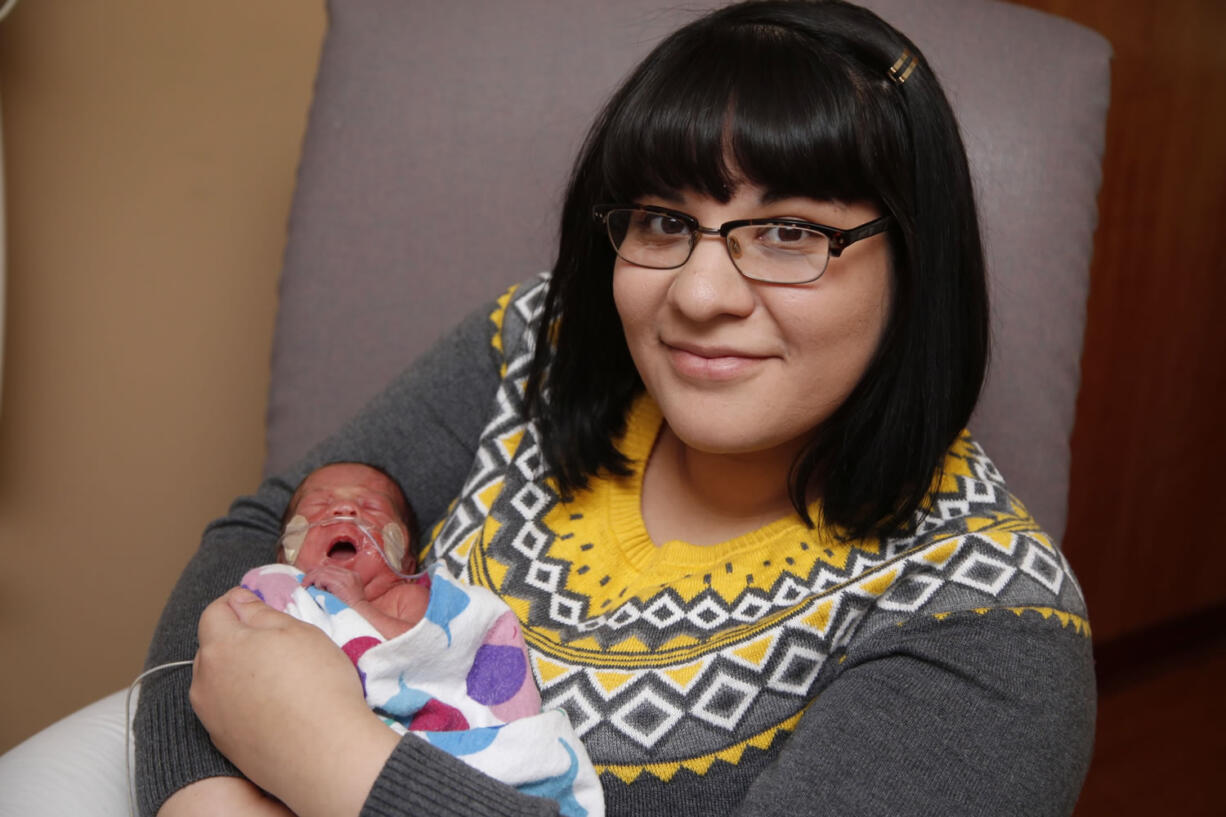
0, 0, 19, 24
125, 660, 195, 817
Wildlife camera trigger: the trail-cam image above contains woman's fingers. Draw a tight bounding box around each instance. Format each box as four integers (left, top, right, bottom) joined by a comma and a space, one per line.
195, 588, 288, 655
225, 586, 291, 627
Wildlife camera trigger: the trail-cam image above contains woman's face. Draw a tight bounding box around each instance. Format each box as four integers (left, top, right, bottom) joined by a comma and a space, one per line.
613, 184, 892, 464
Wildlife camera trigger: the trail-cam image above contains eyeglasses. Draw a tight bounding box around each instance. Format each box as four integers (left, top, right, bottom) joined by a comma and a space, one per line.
593, 204, 891, 284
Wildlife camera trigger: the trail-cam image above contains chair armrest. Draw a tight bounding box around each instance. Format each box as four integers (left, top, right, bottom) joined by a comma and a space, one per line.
0, 690, 132, 817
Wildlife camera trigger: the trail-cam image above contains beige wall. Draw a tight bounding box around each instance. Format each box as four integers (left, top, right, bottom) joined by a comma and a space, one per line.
0, 1, 325, 752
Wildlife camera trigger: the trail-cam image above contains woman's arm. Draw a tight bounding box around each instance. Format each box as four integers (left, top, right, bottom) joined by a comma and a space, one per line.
134, 299, 509, 817
731, 608, 1095, 817
158, 778, 295, 817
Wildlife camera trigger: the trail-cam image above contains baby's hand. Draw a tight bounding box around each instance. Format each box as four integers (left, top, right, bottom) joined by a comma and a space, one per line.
301, 564, 367, 608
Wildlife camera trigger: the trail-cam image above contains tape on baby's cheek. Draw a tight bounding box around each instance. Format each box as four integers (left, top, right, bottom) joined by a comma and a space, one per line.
382, 523, 407, 570
281, 514, 308, 565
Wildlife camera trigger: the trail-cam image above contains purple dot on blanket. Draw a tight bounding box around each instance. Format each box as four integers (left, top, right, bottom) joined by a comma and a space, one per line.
466, 644, 527, 705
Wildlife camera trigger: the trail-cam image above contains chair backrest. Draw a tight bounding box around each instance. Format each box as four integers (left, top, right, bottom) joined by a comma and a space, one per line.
264, 0, 1110, 540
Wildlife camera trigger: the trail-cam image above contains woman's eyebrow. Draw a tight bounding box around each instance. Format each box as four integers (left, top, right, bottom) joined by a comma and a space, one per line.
636, 188, 686, 206
759, 190, 851, 210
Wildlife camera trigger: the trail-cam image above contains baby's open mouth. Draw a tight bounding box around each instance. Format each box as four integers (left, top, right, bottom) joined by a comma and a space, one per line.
327, 539, 358, 559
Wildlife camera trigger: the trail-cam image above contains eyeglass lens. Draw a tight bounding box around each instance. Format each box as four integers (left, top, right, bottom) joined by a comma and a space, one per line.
603, 208, 831, 283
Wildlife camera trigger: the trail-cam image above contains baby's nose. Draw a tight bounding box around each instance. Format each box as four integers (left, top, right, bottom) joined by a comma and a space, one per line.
329, 498, 358, 516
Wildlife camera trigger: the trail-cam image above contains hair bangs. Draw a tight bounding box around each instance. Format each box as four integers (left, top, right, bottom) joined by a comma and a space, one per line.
728, 39, 885, 205
597, 21, 886, 208
598, 42, 738, 202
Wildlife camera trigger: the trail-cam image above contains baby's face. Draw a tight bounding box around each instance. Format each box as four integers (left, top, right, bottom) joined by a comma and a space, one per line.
283, 464, 412, 598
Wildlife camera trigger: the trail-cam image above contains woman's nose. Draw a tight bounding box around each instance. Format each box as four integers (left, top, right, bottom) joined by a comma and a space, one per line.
667, 234, 755, 321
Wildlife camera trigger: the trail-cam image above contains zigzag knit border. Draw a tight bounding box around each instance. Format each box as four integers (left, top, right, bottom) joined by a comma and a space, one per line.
595, 709, 807, 784
927, 605, 1092, 638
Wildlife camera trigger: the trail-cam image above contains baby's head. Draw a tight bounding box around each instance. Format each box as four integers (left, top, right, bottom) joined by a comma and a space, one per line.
279, 462, 419, 596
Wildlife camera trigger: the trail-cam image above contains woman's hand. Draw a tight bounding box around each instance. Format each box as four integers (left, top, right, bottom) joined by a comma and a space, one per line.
191, 588, 400, 817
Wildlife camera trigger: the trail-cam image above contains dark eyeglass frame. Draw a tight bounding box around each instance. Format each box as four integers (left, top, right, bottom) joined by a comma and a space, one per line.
593, 203, 892, 284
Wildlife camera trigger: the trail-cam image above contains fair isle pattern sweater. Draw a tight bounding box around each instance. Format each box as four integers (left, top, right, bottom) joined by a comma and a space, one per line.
424, 276, 1093, 812
137, 275, 1095, 817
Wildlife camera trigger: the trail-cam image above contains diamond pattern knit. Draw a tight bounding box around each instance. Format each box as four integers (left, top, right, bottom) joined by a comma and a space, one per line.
423, 277, 1090, 804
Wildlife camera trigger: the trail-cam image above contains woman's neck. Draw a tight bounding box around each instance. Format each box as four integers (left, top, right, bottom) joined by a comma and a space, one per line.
640, 424, 803, 546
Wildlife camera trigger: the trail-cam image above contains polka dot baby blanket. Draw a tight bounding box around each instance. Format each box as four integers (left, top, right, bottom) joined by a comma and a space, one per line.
241, 562, 603, 816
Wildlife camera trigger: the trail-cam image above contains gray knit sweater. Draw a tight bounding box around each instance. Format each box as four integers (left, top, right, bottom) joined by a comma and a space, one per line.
135, 277, 1094, 817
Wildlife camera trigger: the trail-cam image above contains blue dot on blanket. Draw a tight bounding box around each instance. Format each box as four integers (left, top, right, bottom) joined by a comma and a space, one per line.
424, 571, 470, 646
379, 676, 432, 720
466, 644, 526, 705
517, 738, 587, 817
424, 724, 501, 756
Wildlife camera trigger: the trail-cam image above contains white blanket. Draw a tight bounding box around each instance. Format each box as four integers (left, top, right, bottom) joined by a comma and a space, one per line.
241, 563, 603, 817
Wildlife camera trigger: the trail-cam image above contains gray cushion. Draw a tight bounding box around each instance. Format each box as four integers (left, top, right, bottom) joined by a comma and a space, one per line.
264, 0, 1110, 540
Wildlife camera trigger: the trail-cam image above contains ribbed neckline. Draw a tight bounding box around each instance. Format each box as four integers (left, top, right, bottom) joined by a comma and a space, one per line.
607, 394, 827, 573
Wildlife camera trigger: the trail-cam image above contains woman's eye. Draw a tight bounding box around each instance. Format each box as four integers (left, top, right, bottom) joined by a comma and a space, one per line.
655, 215, 688, 235
757, 223, 823, 249
633, 212, 688, 238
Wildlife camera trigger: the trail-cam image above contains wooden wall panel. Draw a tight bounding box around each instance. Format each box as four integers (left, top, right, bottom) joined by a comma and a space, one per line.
1009, 0, 1226, 643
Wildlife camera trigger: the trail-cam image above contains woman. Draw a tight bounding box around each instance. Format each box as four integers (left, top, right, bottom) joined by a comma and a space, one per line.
136, 1, 1094, 815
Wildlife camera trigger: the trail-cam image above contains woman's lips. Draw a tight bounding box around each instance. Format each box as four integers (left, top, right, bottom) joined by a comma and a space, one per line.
665, 341, 768, 380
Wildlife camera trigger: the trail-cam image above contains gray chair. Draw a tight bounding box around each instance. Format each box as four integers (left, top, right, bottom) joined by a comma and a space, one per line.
0, 2, 1110, 814
266, 0, 1110, 541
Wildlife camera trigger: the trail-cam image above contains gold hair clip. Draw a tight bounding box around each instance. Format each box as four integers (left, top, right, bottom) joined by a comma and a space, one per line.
888, 48, 918, 85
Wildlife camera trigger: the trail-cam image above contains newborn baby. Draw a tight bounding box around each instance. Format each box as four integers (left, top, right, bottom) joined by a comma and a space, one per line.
238, 461, 605, 815
266, 461, 428, 639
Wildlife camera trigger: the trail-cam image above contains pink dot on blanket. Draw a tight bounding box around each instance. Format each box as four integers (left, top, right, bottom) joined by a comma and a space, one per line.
409, 698, 470, 732
239, 567, 300, 612
487, 672, 541, 723
482, 610, 523, 646
342, 636, 380, 667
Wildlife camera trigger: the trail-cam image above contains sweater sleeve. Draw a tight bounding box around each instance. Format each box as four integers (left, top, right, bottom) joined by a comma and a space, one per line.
362, 738, 560, 817
133, 298, 508, 817
732, 607, 1096, 817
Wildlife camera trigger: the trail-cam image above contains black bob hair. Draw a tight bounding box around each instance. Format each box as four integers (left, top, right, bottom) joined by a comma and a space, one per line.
525, 0, 989, 541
